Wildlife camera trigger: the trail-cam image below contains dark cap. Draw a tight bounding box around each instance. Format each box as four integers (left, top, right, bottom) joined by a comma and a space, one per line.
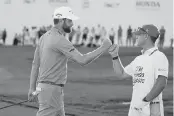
134, 24, 159, 38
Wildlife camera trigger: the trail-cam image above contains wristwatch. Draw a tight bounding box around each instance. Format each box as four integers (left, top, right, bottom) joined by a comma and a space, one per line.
112, 56, 119, 60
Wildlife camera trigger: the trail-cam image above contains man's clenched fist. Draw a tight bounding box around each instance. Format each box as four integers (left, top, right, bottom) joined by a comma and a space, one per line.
108, 44, 119, 57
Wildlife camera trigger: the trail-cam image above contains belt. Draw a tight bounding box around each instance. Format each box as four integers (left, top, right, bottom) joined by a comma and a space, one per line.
150, 101, 160, 104
38, 81, 64, 87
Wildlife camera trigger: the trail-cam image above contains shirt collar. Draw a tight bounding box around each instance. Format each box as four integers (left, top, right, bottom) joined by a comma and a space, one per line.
141, 46, 158, 55
52, 27, 65, 35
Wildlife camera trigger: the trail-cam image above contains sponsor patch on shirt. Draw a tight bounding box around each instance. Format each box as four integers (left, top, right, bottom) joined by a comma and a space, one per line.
133, 66, 145, 86
158, 68, 167, 71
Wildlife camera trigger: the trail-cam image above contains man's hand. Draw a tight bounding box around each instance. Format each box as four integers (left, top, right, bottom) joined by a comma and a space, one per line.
108, 44, 119, 57
101, 37, 112, 50
28, 89, 37, 102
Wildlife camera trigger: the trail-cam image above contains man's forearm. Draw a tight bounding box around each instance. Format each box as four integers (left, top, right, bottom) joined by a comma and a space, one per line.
145, 76, 167, 101
29, 65, 39, 90
83, 46, 107, 65
112, 57, 124, 77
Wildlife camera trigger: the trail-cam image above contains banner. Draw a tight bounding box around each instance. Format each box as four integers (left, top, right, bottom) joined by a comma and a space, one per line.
135, 0, 161, 10
104, 0, 120, 8
49, 0, 68, 5
23, 0, 35, 4
4, 0, 11, 4
82, 0, 90, 8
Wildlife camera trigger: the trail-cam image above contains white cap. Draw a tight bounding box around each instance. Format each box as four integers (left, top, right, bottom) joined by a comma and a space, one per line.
53, 6, 79, 20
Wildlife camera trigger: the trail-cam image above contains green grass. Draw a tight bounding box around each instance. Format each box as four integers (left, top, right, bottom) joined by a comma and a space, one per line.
0, 46, 173, 116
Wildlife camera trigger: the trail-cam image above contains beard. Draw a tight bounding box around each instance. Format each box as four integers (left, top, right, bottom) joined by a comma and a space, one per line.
62, 22, 72, 33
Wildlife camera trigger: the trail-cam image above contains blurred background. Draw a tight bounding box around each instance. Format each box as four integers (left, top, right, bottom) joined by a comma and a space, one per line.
0, 0, 173, 116
0, 0, 173, 47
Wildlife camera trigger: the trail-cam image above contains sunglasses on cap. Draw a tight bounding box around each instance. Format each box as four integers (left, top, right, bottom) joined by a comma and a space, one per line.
137, 27, 149, 34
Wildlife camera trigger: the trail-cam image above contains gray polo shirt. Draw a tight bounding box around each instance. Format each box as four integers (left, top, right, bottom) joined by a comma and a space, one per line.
33, 27, 76, 84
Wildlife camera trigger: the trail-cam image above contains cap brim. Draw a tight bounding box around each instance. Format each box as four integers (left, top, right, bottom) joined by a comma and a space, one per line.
68, 14, 79, 20
53, 15, 79, 20
133, 27, 147, 35
133, 30, 141, 35
53, 14, 60, 19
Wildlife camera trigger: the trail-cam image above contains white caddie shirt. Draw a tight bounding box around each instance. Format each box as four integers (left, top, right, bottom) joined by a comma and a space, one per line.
124, 47, 169, 113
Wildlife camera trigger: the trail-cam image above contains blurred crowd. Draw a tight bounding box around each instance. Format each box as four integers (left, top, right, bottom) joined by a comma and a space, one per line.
0, 24, 173, 48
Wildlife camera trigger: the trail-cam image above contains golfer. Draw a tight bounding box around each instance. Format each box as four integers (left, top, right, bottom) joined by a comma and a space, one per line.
109, 24, 169, 116
28, 6, 112, 116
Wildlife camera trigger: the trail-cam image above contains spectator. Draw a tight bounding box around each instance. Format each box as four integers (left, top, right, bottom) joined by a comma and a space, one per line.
0, 30, 1, 37
68, 27, 75, 42
17, 33, 22, 45
30, 26, 38, 47
74, 25, 81, 46
109, 27, 115, 44
158, 26, 165, 48
101, 26, 107, 37
0, 30, 3, 45
97, 26, 107, 46
22, 26, 28, 46
117, 25, 123, 46
38, 27, 42, 39
24, 27, 30, 45
91, 27, 97, 47
2, 28, 7, 45
46, 25, 52, 31
132, 29, 137, 46
98, 26, 107, 46
170, 38, 173, 48
81, 27, 89, 46
126, 25, 132, 46
95, 24, 102, 46
87, 27, 96, 48
13, 33, 19, 46
38, 26, 47, 39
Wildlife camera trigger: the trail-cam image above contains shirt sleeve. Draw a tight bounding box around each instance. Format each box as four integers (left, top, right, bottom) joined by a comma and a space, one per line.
124, 60, 135, 76
54, 37, 78, 59
154, 53, 169, 79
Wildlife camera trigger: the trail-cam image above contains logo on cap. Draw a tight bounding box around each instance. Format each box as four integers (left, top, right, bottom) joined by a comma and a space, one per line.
56, 13, 62, 16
